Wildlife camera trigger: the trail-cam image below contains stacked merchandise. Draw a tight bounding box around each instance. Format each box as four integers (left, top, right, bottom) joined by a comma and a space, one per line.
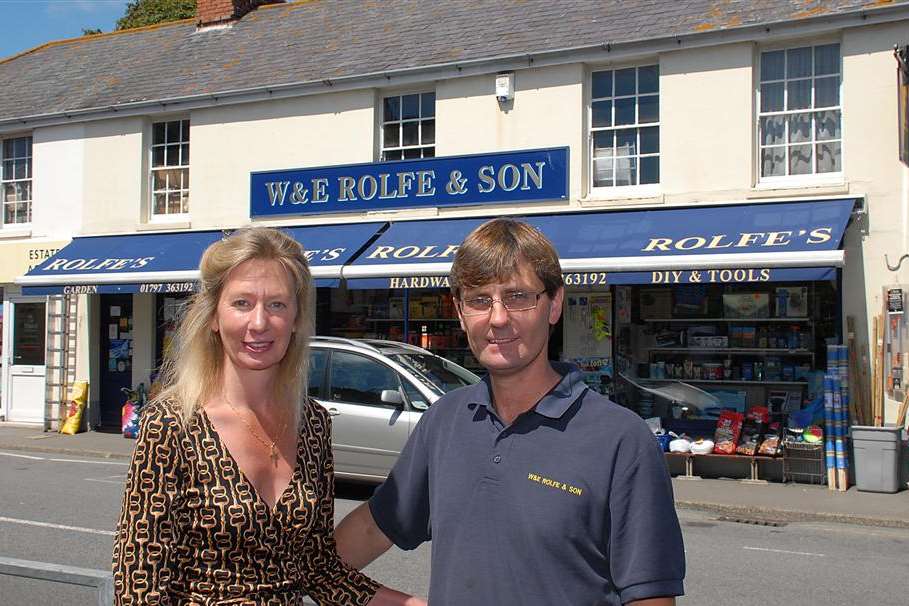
825, 345, 850, 491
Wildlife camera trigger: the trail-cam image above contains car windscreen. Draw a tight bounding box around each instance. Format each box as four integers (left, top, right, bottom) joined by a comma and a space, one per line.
390, 353, 480, 397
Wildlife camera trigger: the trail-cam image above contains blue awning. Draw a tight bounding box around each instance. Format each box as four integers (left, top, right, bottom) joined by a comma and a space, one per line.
343, 199, 855, 288
16, 223, 386, 295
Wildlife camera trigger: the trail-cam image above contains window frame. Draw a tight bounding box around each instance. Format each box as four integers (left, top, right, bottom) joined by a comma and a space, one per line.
755, 40, 844, 186
587, 63, 661, 198
1, 135, 33, 228
378, 90, 436, 161
148, 118, 190, 221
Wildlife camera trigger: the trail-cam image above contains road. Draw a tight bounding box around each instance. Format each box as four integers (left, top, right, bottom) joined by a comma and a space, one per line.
1, 449, 906, 605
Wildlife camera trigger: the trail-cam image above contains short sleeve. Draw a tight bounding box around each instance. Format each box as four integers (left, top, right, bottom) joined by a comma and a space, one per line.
112, 403, 183, 605
368, 407, 433, 550
298, 400, 380, 605
608, 421, 686, 603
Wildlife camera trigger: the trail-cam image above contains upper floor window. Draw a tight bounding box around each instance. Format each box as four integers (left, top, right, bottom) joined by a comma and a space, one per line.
590, 65, 660, 189
2, 136, 32, 225
381, 92, 435, 161
759, 44, 841, 179
151, 119, 189, 218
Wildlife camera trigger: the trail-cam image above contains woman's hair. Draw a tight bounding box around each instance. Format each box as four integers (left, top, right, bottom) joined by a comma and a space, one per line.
153, 226, 313, 427
449, 217, 564, 299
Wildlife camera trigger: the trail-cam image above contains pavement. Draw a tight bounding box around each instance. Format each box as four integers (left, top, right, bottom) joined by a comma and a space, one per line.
2, 423, 908, 529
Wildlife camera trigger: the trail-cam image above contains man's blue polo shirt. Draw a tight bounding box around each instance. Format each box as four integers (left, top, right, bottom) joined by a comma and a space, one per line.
369, 362, 685, 605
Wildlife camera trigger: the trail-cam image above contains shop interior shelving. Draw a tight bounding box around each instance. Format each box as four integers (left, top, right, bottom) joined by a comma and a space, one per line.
642, 317, 812, 323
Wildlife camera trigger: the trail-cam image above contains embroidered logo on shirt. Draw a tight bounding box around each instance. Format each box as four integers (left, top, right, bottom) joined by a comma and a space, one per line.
527, 472, 583, 496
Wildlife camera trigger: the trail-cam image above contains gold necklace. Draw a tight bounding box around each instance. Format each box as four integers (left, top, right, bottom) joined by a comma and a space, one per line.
222, 395, 288, 464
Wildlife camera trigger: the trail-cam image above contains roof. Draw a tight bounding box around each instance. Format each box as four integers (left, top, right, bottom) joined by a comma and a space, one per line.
0, 0, 906, 124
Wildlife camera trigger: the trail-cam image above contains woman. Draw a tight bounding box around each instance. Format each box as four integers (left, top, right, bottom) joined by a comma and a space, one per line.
113, 227, 423, 605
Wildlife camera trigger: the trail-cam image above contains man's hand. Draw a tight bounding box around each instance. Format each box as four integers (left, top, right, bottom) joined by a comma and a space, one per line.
629, 598, 675, 606
335, 501, 394, 569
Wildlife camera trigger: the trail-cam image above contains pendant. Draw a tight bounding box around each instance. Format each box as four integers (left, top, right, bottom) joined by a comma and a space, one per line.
269, 443, 279, 463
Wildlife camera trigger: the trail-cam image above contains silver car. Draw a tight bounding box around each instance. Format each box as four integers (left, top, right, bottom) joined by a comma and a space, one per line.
308, 337, 481, 482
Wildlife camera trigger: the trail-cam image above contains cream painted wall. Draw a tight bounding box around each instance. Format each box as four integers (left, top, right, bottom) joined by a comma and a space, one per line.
436, 64, 585, 205
841, 22, 909, 422
660, 43, 754, 199
32, 124, 85, 238
81, 117, 145, 234
188, 90, 375, 229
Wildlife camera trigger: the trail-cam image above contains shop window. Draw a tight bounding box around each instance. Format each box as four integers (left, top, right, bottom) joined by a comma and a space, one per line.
758, 44, 842, 179
381, 92, 435, 161
150, 119, 190, 218
590, 65, 660, 189
328, 350, 402, 408
1, 136, 32, 226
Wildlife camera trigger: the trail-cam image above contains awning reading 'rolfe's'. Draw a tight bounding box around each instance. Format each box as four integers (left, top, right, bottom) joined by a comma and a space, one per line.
16, 223, 386, 295
342, 199, 855, 288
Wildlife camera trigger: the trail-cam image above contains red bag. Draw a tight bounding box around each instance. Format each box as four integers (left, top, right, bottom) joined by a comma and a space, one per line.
714, 411, 744, 454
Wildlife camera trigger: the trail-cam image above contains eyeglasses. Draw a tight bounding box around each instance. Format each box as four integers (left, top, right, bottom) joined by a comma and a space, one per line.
459, 290, 547, 317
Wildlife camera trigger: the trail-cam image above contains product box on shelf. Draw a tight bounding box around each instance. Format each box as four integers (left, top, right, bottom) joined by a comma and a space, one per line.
640, 290, 672, 318
389, 298, 404, 319
723, 293, 770, 319
775, 286, 808, 317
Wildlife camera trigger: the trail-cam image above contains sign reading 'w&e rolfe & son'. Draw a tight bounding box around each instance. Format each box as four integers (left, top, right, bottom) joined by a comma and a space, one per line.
249, 148, 569, 217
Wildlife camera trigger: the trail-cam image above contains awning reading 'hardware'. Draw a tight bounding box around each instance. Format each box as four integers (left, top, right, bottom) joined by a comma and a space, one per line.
343, 199, 855, 288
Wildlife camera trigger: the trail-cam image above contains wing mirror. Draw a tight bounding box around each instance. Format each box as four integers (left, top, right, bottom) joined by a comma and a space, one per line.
380, 389, 405, 406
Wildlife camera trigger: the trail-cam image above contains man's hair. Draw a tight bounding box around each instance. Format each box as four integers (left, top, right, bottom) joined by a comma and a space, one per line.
450, 217, 563, 299
153, 226, 313, 427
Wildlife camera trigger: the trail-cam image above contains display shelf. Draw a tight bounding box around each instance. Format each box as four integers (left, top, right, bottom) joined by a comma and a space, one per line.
646, 347, 813, 355
642, 317, 810, 323
642, 378, 808, 386
366, 318, 459, 323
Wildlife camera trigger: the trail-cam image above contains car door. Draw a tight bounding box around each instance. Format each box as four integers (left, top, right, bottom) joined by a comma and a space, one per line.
322, 350, 417, 481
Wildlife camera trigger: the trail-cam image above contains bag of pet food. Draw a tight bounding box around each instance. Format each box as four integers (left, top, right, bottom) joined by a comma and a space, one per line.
59, 381, 89, 435
736, 406, 770, 455
758, 422, 783, 456
713, 411, 744, 454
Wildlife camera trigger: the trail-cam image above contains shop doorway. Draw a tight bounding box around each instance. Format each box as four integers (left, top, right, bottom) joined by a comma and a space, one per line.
2, 297, 47, 424
99, 295, 133, 428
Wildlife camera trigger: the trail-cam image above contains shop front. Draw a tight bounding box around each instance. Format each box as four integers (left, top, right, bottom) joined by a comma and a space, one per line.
338, 198, 857, 432
0, 238, 69, 424
15, 224, 384, 427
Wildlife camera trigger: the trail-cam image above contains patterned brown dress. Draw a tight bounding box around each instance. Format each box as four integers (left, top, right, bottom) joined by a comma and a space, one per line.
112, 398, 379, 605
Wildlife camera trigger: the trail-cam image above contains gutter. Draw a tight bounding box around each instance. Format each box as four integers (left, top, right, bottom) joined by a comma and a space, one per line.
2, 3, 909, 132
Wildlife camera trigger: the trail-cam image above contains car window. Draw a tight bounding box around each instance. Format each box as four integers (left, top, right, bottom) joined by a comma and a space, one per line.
401, 379, 430, 411
328, 350, 402, 408
308, 349, 328, 399
390, 352, 480, 396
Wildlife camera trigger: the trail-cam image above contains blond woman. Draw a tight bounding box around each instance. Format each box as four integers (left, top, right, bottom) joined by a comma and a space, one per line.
113, 227, 423, 606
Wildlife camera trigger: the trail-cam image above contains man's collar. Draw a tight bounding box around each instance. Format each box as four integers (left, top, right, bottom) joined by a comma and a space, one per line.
465, 362, 587, 419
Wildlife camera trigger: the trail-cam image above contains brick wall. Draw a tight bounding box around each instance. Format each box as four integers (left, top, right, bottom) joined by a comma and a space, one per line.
197, 0, 275, 27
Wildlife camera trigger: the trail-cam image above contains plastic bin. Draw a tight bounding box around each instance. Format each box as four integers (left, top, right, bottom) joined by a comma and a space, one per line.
851, 426, 903, 493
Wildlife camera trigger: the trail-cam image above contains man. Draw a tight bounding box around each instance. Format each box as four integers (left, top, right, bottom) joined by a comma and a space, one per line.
336, 218, 685, 605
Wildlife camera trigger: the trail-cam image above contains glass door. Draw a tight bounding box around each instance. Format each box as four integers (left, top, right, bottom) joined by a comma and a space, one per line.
4, 298, 46, 424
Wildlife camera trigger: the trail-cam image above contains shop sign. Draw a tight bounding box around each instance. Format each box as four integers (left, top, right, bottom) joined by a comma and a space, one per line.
249, 148, 569, 218
359, 272, 607, 290
137, 282, 198, 294
0, 240, 70, 283
607, 267, 836, 285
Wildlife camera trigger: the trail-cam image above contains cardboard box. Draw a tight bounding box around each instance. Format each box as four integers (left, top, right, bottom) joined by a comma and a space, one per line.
640, 289, 672, 319
723, 293, 770, 319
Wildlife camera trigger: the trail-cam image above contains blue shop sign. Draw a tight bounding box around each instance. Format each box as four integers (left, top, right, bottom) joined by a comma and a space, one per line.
249, 148, 569, 217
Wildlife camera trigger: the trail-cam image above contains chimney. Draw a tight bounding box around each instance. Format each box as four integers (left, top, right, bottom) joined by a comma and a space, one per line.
197, 0, 280, 28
